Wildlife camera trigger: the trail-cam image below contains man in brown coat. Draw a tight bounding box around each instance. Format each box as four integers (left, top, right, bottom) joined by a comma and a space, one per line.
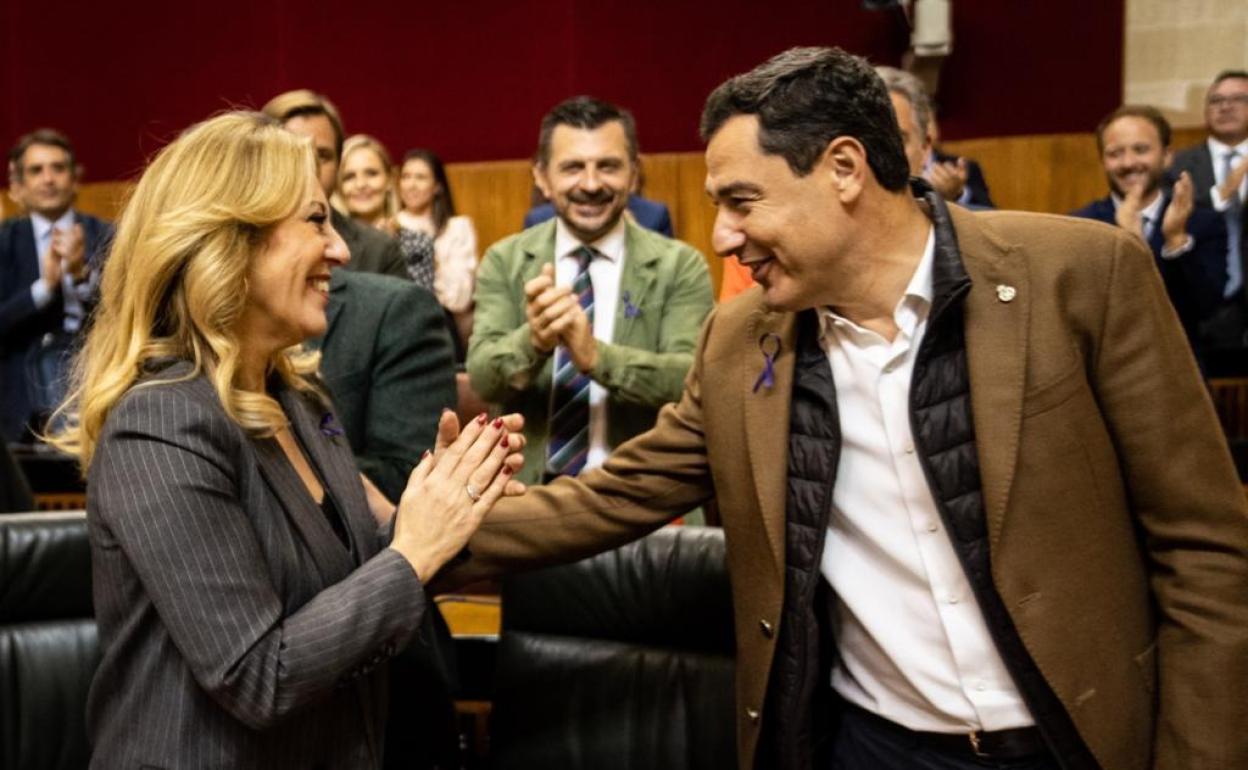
446, 48, 1248, 770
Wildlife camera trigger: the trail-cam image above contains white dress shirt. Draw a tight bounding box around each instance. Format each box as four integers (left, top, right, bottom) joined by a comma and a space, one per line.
552, 216, 627, 472
820, 226, 1034, 733
1208, 137, 1248, 212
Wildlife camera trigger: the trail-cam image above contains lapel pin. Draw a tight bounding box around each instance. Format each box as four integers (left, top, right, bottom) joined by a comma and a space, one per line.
621, 290, 642, 319
996, 284, 1017, 303
319, 412, 344, 438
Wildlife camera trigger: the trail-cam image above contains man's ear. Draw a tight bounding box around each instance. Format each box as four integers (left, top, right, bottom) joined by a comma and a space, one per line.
532, 164, 552, 200
822, 136, 867, 202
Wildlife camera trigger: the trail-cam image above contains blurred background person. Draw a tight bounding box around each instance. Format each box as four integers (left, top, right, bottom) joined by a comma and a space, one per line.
49, 111, 522, 768
262, 90, 406, 280
0, 129, 112, 442
396, 149, 479, 356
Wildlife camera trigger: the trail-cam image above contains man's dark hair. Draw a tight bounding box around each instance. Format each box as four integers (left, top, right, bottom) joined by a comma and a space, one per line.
9, 128, 78, 181
536, 96, 639, 168
401, 148, 457, 237
699, 46, 909, 191
1095, 105, 1172, 154
1211, 69, 1248, 90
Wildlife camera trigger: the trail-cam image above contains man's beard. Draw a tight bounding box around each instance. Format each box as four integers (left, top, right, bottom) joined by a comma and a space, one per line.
1108, 168, 1162, 199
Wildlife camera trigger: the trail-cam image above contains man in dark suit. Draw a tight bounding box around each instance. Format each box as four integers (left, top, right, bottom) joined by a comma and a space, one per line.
876, 66, 995, 209
445, 47, 1248, 770
1072, 105, 1227, 361
1170, 70, 1248, 352
0, 129, 112, 442
309, 269, 457, 503
525, 192, 674, 237
262, 90, 407, 279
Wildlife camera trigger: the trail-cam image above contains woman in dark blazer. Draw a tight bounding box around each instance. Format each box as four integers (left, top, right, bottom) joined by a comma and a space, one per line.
48, 112, 524, 769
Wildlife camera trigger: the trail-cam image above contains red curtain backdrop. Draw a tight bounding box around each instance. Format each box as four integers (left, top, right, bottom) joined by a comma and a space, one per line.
0, 0, 1123, 182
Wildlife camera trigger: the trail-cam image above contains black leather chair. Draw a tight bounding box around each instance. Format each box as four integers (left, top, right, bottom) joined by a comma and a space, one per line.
490, 526, 736, 770
0, 510, 97, 769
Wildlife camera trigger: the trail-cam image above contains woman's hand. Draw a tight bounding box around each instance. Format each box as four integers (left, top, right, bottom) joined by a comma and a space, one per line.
389, 411, 525, 581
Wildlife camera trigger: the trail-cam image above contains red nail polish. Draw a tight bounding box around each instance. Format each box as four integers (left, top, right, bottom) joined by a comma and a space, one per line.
477, 413, 488, 424
501, 436, 509, 448
503, 465, 514, 475
492, 417, 504, 429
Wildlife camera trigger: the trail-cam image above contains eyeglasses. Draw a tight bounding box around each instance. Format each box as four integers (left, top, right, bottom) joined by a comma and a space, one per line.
1208, 94, 1248, 108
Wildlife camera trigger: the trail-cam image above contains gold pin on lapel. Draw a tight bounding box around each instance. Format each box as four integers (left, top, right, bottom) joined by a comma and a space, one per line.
996, 284, 1017, 303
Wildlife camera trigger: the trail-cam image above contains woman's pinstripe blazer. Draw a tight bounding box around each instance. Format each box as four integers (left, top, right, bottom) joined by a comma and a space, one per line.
85, 359, 425, 768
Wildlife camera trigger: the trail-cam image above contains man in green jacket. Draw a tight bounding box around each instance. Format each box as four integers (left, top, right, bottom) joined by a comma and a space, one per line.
468, 96, 713, 486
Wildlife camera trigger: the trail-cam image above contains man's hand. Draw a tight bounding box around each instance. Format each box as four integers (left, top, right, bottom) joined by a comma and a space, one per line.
40, 241, 64, 290
52, 224, 87, 281
1162, 171, 1195, 252
548, 298, 598, 373
1115, 183, 1147, 240
926, 157, 968, 201
1218, 153, 1248, 205
524, 263, 562, 354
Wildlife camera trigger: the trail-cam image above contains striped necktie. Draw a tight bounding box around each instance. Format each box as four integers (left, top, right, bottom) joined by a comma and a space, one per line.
546, 245, 596, 477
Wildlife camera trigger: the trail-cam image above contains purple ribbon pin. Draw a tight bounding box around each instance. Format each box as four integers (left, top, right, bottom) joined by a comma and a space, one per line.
622, 290, 642, 319
319, 412, 344, 437
753, 333, 782, 393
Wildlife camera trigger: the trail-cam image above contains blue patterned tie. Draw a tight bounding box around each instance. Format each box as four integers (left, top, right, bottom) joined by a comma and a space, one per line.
546, 246, 595, 477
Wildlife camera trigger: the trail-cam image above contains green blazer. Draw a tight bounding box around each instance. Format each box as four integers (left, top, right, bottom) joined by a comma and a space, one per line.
310, 270, 457, 501
468, 219, 714, 484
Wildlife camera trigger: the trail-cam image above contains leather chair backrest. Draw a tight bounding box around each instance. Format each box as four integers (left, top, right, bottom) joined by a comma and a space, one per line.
491, 526, 736, 770
0, 511, 97, 770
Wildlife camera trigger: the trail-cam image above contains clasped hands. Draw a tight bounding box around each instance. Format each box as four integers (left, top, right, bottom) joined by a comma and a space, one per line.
39, 223, 87, 289
525, 263, 598, 373
389, 410, 526, 583
926, 156, 969, 202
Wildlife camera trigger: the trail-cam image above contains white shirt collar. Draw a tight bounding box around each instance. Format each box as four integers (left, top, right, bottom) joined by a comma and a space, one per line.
1109, 189, 1166, 225
554, 213, 626, 264
818, 225, 935, 343
1207, 136, 1248, 160
31, 209, 75, 243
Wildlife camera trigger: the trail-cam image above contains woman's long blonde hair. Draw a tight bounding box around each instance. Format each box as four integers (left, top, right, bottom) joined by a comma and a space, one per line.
48, 111, 322, 469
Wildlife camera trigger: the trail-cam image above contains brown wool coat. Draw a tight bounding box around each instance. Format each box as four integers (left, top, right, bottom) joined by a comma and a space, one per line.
447, 205, 1248, 770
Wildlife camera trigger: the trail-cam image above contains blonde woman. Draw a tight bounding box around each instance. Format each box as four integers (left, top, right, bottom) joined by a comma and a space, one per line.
338, 136, 478, 353
50, 112, 524, 768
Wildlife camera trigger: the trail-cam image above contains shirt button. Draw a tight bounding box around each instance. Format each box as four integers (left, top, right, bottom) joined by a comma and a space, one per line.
975, 681, 987, 692
904, 443, 915, 454
746, 708, 761, 724
926, 521, 939, 533
947, 595, 960, 605
759, 619, 774, 639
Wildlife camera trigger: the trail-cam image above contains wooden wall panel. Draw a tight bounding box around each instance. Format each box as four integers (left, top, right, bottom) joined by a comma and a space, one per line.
8, 127, 1212, 297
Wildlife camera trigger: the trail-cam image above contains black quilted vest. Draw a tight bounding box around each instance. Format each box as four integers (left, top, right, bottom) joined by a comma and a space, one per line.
758, 186, 1098, 770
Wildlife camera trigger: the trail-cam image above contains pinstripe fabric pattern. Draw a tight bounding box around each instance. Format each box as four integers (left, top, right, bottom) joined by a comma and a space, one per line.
85, 360, 425, 769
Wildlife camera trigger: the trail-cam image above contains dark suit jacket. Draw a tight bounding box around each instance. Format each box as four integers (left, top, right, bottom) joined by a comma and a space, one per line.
1070, 194, 1227, 341
309, 270, 457, 502
524, 194, 674, 237
0, 211, 112, 441
932, 147, 995, 208
86, 360, 425, 768
1171, 142, 1247, 287
448, 206, 1248, 769
332, 208, 407, 279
